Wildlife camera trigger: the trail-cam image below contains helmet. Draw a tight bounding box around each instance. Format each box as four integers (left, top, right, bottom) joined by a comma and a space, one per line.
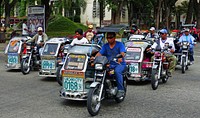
88, 25, 93, 29
37, 27, 43, 32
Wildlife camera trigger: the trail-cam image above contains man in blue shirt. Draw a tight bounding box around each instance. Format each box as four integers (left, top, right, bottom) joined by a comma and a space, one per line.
94, 32, 126, 98
178, 28, 195, 64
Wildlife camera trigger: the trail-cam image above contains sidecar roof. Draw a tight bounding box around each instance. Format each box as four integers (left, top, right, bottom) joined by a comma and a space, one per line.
68, 44, 101, 56
10, 36, 28, 42
46, 37, 69, 44
97, 24, 127, 33
125, 40, 150, 49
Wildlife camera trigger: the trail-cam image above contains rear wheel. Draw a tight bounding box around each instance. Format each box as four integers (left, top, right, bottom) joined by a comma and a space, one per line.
56, 66, 62, 86
21, 58, 31, 75
151, 69, 159, 90
87, 85, 101, 116
181, 57, 186, 74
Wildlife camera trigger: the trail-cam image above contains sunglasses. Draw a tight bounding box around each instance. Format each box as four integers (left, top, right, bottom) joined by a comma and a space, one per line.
107, 37, 114, 39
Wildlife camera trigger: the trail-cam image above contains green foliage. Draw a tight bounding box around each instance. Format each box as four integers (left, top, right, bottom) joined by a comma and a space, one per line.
47, 15, 87, 37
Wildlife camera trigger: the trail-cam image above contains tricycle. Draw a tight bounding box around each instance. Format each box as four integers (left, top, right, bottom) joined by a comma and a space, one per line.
59, 44, 101, 100
124, 40, 153, 82
4, 36, 29, 69
39, 37, 71, 77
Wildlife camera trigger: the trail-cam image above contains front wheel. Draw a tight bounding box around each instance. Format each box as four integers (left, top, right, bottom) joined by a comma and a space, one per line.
181, 57, 186, 74
87, 85, 101, 116
162, 70, 169, 83
21, 58, 31, 75
56, 66, 62, 86
151, 69, 159, 90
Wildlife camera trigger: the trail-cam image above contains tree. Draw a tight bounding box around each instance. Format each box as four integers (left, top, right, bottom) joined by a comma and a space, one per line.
185, 0, 193, 24
193, 0, 200, 28
4, 0, 18, 27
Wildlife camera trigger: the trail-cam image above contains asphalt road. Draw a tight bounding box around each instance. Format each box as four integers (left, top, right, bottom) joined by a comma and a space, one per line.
0, 43, 200, 118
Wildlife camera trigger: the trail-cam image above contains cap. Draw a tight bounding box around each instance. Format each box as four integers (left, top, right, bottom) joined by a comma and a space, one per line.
159, 29, 168, 34
88, 25, 93, 29
150, 27, 155, 31
37, 27, 43, 32
184, 28, 190, 32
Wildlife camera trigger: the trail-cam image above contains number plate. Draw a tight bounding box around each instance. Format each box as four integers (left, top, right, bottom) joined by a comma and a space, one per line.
63, 77, 83, 91
129, 63, 139, 74
8, 55, 18, 64
42, 60, 56, 69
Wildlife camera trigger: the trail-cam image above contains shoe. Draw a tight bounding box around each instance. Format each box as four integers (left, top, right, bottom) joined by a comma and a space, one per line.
116, 90, 125, 98
190, 61, 193, 65
168, 72, 172, 77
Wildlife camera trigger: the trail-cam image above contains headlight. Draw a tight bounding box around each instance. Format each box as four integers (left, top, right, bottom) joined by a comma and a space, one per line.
26, 45, 31, 50
63, 49, 68, 54
95, 64, 103, 70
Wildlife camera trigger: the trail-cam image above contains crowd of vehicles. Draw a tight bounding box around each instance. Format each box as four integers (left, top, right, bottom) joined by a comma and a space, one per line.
3, 24, 196, 116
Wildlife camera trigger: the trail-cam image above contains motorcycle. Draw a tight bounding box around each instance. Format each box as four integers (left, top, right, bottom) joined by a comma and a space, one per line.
4, 37, 29, 69
87, 55, 128, 116
175, 41, 190, 73
20, 42, 41, 75
151, 44, 172, 90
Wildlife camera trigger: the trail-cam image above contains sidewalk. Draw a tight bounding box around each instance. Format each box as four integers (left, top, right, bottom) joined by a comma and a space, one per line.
0, 42, 8, 53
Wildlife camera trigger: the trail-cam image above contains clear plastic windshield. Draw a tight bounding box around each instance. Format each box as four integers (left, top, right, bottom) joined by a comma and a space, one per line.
64, 54, 86, 70
125, 48, 142, 60
8, 40, 21, 53
42, 43, 59, 55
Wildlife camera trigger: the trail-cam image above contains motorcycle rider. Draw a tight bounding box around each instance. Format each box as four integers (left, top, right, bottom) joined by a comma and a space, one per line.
146, 27, 159, 39
148, 29, 176, 76
26, 27, 48, 55
178, 28, 195, 65
92, 32, 126, 98
70, 29, 89, 46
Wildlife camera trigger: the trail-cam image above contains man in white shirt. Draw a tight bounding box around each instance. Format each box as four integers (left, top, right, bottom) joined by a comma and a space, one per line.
149, 29, 176, 76
70, 29, 89, 46
22, 20, 29, 36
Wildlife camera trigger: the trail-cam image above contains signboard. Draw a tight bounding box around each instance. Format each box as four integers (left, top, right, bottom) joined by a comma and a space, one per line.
27, 6, 45, 36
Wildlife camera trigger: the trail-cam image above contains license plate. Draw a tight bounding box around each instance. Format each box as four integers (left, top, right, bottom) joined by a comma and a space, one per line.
42, 60, 56, 69
63, 77, 83, 91
8, 55, 18, 64
129, 63, 139, 74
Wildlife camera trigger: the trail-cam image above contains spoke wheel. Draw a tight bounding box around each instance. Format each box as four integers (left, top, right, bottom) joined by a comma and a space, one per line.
87, 85, 101, 116
21, 58, 31, 75
151, 69, 159, 90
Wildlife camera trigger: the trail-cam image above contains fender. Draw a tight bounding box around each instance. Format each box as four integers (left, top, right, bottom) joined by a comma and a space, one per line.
22, 55, 29, 59
152, 65, 158, 69
181, 55, 186, 58
90, 82, 100, 88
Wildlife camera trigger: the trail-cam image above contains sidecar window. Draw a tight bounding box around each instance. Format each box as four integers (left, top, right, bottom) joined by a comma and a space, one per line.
125, 48, 141, 60
65, 54, 86, 70
8, 40, 21, 53
42, 43, 59, 55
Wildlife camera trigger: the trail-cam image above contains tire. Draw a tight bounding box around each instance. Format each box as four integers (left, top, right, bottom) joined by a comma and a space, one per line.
87, 84, 101, 116
56, 66, 62, 86
162, 70, 168, 83
181, 57, 186, 74
151, 69, 159, 90
21, 58, 31, 75
115, 77, 127, 103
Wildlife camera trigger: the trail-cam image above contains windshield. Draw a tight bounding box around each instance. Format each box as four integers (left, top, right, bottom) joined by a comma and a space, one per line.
64, 54, 86, 70
42, 43, 59, 55
8, 40, 21, 53
69, 45, 100, 56
125, 48, 141, 60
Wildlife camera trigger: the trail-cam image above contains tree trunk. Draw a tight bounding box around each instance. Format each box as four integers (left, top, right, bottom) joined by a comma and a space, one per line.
4, 0, 18, 27
193, 0, 200, 28
156, 0, 163, 29
185, 0, 194, 24
41, 0, 51, 29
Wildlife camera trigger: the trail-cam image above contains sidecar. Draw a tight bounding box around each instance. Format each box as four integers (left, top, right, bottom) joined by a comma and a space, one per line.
60, 44, 101, 100
125, 40, 153, 81
4, 37, 29, 69
39, 37, 70, 77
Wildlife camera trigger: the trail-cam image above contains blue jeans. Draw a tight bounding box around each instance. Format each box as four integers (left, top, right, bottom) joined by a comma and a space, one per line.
111, 64, 126, 90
